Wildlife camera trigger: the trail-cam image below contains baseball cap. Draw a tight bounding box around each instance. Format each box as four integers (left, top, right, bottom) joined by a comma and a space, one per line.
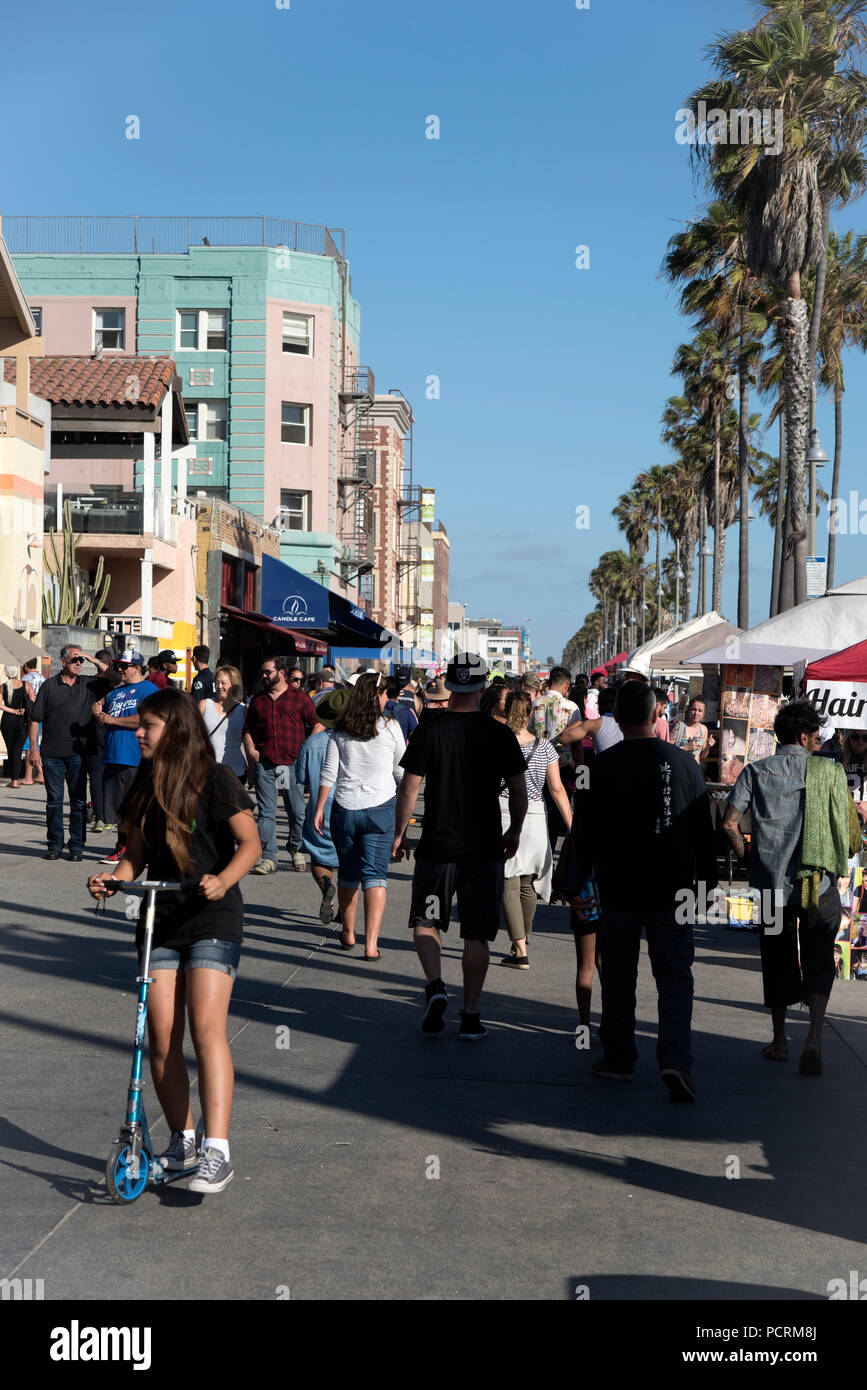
114, 649, 145, 667
444, 651, 488, 693
395, 664, 413, 685
157, 649, 178, 666
522, 673, 542, 690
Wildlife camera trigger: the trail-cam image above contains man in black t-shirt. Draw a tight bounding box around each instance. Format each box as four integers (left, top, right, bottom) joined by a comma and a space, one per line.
190, 645, 214, 701
393, 653, 528, 1039
570, 681, 717, 1102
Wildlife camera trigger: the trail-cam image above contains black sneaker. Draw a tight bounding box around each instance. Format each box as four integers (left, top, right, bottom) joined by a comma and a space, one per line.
591, 1058, 634, 1082
458, 1010, 487, 1041
661, 1066, 696, 1102
421, 979, 447, 1035
499, 950, 529, 969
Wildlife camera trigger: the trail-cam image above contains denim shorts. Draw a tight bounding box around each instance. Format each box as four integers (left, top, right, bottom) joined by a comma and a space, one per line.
330, 796, 395, 891
144, 938, 242, 979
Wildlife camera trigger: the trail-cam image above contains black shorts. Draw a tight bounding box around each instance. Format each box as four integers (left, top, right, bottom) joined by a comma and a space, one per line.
570, 907, 599, 940
408, 858, 504, 942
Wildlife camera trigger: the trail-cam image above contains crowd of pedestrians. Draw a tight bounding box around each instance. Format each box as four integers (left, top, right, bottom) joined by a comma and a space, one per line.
3, 638, 864, 1194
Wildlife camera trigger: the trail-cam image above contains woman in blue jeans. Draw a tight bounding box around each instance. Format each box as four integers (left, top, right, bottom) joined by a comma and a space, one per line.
314, 673, 408, 958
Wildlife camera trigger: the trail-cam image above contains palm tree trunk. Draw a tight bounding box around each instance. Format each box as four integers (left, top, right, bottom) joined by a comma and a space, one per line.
737, 314, 750, 628
712, 411, 721, 614
807, 196, 832, 436
697, 489, 706, 617
716, 527, 727, 614
781, 282, 811, 609
826, 381, 842, 590
770, 405, 786, 618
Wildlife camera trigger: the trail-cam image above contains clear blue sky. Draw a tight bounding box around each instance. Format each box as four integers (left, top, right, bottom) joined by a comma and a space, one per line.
4, 0, 866, 662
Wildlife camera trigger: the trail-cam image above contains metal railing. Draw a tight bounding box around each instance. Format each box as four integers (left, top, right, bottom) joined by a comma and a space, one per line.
44, 491, 178, 544
340, 365, 375, 400
4, 216, 346, 260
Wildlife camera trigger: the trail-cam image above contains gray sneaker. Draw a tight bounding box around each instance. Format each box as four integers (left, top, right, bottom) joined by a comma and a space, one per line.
188, 1146, 234, 1193
159, 1130, 198, 1171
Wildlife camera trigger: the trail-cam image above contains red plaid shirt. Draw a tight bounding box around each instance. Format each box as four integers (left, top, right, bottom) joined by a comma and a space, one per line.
243, 686, 316, 765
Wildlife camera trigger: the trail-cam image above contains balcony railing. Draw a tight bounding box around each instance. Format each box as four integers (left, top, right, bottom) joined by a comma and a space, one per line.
44, 491, 179, 543
4, 216, 346, 261
340, 366, 375, 401
0, 404, 46, 449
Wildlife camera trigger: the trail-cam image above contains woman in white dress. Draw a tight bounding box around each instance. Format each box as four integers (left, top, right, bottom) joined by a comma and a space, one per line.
199, 665, 250, 782
499, 691, 573, 969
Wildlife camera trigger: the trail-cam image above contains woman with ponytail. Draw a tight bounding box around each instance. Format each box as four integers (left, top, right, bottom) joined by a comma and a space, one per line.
87, 688, 260, 1195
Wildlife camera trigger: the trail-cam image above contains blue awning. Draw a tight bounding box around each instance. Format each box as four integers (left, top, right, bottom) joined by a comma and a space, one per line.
261, 554, 394, 649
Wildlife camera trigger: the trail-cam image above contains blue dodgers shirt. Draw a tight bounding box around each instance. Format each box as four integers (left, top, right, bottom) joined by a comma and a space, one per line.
103, 680, 158, 766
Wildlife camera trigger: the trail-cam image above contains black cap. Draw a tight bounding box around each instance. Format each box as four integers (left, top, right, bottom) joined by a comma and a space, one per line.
444, 651, 488, 693
395, 664, 412, 684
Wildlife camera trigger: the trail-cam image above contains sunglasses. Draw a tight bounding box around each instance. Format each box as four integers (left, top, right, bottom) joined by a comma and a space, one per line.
67, 656, 85, 664
289, 676, 302, 684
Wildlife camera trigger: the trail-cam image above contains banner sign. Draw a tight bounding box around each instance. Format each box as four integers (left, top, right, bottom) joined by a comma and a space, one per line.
805, 681, 867, 730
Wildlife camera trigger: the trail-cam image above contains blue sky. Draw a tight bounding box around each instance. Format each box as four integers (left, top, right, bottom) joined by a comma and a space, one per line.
4, 0, 866, 662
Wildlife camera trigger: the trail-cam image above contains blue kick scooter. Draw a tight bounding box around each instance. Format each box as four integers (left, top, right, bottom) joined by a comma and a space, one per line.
104, 879, 202, 1204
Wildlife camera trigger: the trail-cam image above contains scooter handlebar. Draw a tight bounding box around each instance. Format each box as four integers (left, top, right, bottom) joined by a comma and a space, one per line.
100, 877, 200, 894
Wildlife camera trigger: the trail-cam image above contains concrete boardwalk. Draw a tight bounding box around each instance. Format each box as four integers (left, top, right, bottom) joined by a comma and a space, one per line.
1, 781, 865, 1301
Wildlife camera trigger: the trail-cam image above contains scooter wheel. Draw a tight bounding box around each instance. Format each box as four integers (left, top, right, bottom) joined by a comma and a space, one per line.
105, 1141, 151, 1204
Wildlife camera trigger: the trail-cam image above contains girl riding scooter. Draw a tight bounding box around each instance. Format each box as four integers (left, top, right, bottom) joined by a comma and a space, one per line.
88, 688, 260, 1194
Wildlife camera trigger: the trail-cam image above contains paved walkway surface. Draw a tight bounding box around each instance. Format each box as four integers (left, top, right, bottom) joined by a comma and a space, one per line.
2, 782, 865, 1301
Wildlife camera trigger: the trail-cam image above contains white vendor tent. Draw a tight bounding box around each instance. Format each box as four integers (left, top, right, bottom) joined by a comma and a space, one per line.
627, 611, 730, 678
693, 575, 867, 668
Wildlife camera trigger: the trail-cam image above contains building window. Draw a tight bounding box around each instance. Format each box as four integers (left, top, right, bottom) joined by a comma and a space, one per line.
177, 309, 229, 351
243, 564, 257, 613
282, 312, 313, 355
281, 403, 311, 445
185, 400, 227, 442
94, 308, 125, 351
31, 307, 43, 336
279, 489, 310, 530
221, 556, 239, 606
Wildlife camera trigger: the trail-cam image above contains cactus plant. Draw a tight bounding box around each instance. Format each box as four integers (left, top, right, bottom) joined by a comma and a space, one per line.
43, 500, 112, 627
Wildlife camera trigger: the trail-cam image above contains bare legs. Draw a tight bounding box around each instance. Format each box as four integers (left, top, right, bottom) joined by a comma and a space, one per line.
414, 923, 490, 1014
573, 929, 601, 1028
337, 884, 386, 955
145, 966, 235, 1139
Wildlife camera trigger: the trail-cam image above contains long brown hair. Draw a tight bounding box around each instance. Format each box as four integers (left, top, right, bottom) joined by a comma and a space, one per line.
335, 672, 391, 740
505, 690, 532, 733
122, 688, 216, 874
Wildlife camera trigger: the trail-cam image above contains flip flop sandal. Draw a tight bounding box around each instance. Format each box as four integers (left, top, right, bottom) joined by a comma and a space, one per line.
762, 1044, 788, 1061
337, 934, 356, 950
361, 951, 382, 960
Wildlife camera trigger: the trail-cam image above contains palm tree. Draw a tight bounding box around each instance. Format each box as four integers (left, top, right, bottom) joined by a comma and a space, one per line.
816, 227, 867, 584
687, 1, 867, 607
662, 199, 769, 625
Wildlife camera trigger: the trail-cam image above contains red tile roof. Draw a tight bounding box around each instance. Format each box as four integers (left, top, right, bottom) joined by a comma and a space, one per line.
3, 355, 178, 410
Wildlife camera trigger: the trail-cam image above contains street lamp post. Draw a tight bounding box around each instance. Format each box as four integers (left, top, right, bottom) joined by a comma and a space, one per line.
806, 428, 828, 559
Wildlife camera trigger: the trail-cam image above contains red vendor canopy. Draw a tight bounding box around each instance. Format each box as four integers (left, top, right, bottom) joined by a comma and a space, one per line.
804, 639, 867, 729
604, 651, 629, 671
805, 639, 867, 682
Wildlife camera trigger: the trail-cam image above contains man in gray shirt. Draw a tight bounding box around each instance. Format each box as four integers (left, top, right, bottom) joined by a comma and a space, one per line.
723, 701, 847, 1076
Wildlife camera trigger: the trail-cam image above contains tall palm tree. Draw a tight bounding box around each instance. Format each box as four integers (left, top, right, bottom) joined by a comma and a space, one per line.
687, 0, 867, 607
816, 227, 867, 584
662, 199, 769, 625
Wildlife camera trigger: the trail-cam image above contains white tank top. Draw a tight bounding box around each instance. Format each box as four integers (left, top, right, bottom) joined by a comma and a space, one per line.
593, 714, 624, 754
202, 699, 247, 777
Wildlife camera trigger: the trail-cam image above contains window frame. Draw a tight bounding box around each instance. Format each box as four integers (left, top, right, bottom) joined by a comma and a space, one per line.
184, 399, 228, 443
176, 309, 229, 352
281, 311, 313, 356
278, 489, 310, 531
93, 307, 125, 352
280, 402, 311, 446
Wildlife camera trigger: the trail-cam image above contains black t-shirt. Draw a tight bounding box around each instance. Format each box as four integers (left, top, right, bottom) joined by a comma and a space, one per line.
128, 763, 254, 949
571, 737, 718, 910
400, 712, 526, 862
30, 672, 118, 757
191, 668, 215, 701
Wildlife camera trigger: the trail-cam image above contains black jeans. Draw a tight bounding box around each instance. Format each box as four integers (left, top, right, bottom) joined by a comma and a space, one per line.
759, 883, 841, 1008
87, 752, 105, 822
599, 904, 695, 1072
2, 713, 27, 780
